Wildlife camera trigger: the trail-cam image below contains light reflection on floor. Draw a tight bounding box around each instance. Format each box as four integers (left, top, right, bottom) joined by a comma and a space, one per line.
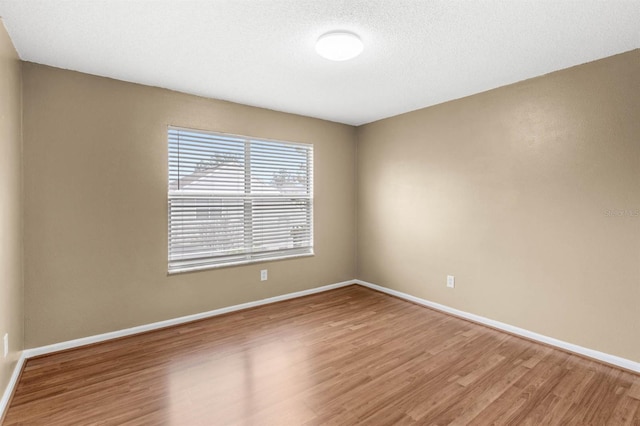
168, 332, 314, 425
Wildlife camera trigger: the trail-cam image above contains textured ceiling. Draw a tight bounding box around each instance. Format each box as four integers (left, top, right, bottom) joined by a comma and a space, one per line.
0, 0, 638, 125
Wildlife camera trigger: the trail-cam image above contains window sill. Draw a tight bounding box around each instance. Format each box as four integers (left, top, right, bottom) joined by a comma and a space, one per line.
167, 252, 315, 275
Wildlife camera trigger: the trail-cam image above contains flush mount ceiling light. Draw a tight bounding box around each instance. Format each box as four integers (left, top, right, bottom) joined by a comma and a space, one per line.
315, 31, 364, 61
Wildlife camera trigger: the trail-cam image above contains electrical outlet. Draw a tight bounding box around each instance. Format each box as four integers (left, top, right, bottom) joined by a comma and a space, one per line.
260, 269, 268, 281
446, 275, 455, 288
3, 333, 8, 358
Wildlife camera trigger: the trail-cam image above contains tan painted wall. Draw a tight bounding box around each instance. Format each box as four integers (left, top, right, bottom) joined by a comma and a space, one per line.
22, 63, 357, 348
0, 20, 23, 397
19, 49, 640, 363
357, 50, 640, 362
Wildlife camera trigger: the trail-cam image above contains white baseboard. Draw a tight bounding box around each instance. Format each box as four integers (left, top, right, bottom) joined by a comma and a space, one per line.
0, 352, 27, 421
354, 279, 640, 373
24, 279, 355, 359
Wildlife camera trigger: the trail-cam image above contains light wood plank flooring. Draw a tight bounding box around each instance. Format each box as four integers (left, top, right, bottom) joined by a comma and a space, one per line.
3, 285, 639, 425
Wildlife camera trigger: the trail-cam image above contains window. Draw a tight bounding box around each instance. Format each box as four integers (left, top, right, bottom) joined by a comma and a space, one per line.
168, 127, 313, 272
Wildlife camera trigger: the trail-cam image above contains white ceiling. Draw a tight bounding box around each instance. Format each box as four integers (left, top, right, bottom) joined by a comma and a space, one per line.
0, 1, 638, 126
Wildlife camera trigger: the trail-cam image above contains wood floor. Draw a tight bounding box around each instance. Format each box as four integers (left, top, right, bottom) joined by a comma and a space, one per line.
3, 285, 639, 425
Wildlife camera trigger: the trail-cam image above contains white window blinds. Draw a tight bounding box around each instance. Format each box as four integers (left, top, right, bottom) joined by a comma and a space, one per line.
168, 127, 313, 272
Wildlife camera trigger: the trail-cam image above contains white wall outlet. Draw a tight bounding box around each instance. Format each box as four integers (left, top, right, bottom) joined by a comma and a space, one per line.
447, 275, 455, 288
3, 333, 8, 358
260, 269, 268, 281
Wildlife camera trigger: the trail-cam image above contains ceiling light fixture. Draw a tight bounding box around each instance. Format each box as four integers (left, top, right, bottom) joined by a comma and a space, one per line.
315, 31, 364, 61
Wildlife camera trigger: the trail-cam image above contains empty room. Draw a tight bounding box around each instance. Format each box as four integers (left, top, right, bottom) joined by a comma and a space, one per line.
0, 0, 639, 424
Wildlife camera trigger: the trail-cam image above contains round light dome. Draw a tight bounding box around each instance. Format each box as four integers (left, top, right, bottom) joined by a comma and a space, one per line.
315, 31, 364, 61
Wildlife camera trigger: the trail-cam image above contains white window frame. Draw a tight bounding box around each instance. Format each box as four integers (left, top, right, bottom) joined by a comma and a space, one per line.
168, 126, 314, 273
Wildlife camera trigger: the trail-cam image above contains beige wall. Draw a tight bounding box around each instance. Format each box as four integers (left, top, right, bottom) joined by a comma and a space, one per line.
357, 50, 640, 362
18, 49, 640, 364
22, 63, 357, 347
0, 20, 23, 398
